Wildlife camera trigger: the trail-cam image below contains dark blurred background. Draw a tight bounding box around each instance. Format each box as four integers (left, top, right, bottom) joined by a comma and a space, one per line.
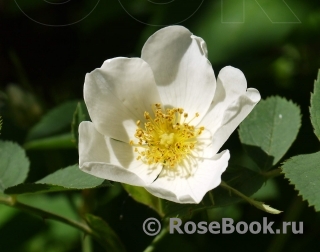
0, 0, 320, 251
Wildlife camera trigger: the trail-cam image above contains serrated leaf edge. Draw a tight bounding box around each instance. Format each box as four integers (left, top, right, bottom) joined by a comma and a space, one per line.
281, 155, 319, 211
309, 69, 320, 141
0, 140, 30, 192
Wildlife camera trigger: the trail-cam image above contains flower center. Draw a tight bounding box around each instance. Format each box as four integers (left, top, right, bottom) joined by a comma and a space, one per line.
130, 104, 205, 169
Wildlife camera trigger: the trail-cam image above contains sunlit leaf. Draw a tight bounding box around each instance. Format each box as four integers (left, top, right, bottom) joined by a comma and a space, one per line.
122, 184, 163, 217
239, 96, 301, 170
310, 69, 320, 140
0, 141, 29, 192
282, 152, 320, 211
85, 214, 126, 252
4, 165, 111, 194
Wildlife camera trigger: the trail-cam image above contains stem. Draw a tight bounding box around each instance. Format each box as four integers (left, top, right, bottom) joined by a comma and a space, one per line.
261, 168, 282, 178
267, 196, 304, 252
158, 198, 164, 217
143, 226, 168, 252
220, 181, 251, 201
209, 191, 215, 206
82, 234, 93, 252
0, 195, 92, 235
220, 181, 281, 214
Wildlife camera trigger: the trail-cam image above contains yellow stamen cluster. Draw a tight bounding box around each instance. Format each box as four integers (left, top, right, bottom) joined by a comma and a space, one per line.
130, 104, 204, 168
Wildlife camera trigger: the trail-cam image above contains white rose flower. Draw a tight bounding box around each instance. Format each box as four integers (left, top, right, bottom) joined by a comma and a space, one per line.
79, 26, 260, 204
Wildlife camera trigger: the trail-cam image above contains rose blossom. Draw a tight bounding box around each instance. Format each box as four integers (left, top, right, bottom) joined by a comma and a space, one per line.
79, 26, 260, 204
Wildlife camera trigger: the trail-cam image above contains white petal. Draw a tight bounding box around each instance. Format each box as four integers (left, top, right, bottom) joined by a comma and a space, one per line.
145, 150, 230, 204
199, 66, 248, 134
79, 121, 161, 186
141, 26, 215, 124
210, 88, 261, 154
104, 137, 162, 185
79, 121, 110, 165
84, 57, 161, 143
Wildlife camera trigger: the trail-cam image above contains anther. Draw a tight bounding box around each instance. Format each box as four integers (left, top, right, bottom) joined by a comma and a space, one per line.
144, 112, 150, 120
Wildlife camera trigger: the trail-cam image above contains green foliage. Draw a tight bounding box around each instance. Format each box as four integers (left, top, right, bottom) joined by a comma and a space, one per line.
0, 194, 81, 252
71, 102, 89, 145
0, 141, 29, 192
239, 96, 301, 170
19, 194, 80, 251
24, 133, 75, 150
26, 101, 79, 141
85, 214, 126, 252
24, 101, 88, 150
5, 165, 111, 194
122, 184, 163, 217
1, 0, 320, 251
310, 69, 320, 140
282, 152, 320, 211
280, 70, 320, 213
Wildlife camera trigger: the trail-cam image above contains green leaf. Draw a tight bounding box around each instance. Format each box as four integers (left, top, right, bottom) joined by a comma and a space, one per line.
71, 101, 89, 145
163, 165, 266, 219
26, 101, 79, 141
239, 96, 301, 170
5, 184, 68, 194
122, 184, 163, 217
4, 165, 111, 194
85, 214, 126, 252
310, 69, 320, 140
24, 133, 75, 150
37, 165, 108, 188
17, 194, 80, 251
0, 141, 29, 192
282, 152, 320, 211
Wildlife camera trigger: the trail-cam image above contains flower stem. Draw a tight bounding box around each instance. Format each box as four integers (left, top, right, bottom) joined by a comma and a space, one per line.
209, 191, 215, 206
267, 196, 304, 252
143, 226, 168, 252
220, 181, 281, 214
261, 168, 282, 178
0, 194, 92, 235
